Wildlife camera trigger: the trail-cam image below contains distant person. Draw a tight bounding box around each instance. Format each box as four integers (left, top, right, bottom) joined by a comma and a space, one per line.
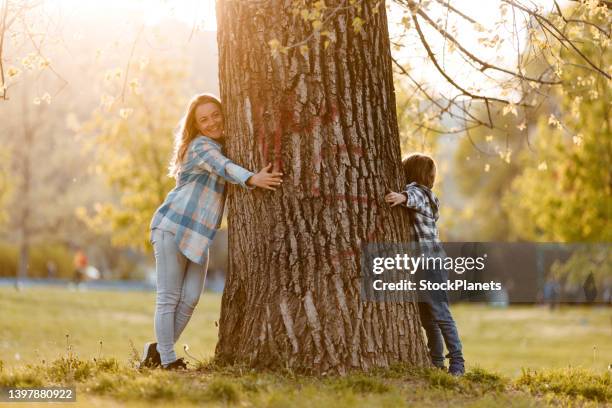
46, 260, 58, 279
73, 249, 88, 285
543, 279, 561, 310
385, 153, 465, 376
140, 93, 283, 370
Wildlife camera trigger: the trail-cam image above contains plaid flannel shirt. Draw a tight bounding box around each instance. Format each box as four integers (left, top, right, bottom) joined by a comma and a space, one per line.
402, 182, 446, 259
150, 135, 254, 265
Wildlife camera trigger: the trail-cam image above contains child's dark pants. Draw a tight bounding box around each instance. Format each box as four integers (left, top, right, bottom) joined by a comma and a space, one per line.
416, 266, 465, 373
418, 300, 464, 372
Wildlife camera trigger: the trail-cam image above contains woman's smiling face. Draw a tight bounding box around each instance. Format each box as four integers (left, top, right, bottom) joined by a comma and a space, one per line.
195, 102, 224, 140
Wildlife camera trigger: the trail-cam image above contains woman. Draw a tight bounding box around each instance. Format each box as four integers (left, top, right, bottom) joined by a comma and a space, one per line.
140, 93, 282, 370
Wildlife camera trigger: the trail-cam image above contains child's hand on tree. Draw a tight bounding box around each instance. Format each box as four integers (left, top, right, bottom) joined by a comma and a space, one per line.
247, 163, 283, 191
385, 191, 406, 207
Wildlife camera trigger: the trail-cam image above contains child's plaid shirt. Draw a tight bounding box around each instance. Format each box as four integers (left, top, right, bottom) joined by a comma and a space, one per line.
402, 182, 446, 258
150, 135, 254, 265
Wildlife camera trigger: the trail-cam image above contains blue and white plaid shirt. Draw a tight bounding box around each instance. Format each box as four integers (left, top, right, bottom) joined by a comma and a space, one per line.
402, 182, 446, 258
150, 135, 254, 265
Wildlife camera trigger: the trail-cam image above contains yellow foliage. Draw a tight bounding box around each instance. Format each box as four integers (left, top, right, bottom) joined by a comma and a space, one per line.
82, 58, 188, 251
352, 17, 364, 33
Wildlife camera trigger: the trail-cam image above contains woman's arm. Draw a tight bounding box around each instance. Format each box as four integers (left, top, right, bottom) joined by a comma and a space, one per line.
193, 138, 252, 187
245, 163, 283, 191
194, 138, 282, 190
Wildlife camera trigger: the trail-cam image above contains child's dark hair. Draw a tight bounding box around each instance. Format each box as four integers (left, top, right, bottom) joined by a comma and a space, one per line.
402, 153, 436, 189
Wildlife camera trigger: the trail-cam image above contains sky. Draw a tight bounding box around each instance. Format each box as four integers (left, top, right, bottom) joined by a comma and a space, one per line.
386, 0, 571, 99
44, 0, 217, 30
37, 0, 569, 100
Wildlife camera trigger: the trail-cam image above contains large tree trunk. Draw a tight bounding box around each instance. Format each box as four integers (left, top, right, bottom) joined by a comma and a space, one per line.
215, 0, 429, 374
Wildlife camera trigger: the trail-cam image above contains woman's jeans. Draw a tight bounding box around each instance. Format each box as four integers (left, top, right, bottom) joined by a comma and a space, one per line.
151, 229, 208, 365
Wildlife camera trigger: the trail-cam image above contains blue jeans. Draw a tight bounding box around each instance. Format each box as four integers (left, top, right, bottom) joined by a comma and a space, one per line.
418, 300, 464, 372
151, 229, 209, 365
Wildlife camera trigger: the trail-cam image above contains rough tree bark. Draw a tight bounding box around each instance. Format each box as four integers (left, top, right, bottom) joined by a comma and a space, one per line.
215, 0, 429, 374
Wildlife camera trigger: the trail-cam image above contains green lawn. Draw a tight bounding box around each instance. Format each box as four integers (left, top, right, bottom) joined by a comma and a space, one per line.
0, 287, 610, 407
0, 287, 221, 371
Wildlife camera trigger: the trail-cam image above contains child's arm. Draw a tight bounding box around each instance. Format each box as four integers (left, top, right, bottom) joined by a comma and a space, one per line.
194, 138, 282, 190
384, 191, 407, 207
401, 185, 430, 213
385, 186, 429, 212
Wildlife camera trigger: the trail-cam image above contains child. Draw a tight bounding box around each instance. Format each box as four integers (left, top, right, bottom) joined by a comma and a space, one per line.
384, 153, 465, 376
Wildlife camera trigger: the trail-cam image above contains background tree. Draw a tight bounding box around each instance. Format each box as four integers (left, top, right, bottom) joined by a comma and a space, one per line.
0, 77, 97, 282
449, 72, 556, 241
0, 4, 222, 279
390, 1, 609, 244
0, 0, 68, 101
0, 147, 10, 226
427, 2, 610, 293
79, 60, 188, 251
442, 2, 610, 244
391, 0, 609, 137
502, 10, 611, 289
503, 22, 611, 243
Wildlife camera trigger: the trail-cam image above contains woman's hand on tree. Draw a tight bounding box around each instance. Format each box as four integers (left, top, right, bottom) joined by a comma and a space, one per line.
385, 191, 407, 207
247, 163, 283, 191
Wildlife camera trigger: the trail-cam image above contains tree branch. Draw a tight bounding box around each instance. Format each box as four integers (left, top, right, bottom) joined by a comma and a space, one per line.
411, 11, 530, 110
502, 0, 611, 79
432, 0, 478, 25
411, 4, 562, 85
0, 0, 9, 100
554, 0, 610, 37
392, 56, 492, 127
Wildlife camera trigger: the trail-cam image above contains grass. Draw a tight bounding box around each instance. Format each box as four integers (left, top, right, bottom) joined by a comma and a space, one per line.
517, 368, 611, 402
454, 304, 611, 376
0, 287, 610, 407
0, 287, 220, 370
0, 357, 609, 407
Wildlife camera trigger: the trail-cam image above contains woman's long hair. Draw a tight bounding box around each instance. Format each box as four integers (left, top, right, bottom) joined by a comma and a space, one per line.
168, 93, 222, 178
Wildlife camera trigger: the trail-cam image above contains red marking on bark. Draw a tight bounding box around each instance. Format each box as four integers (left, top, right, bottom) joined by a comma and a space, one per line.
329, 101, 339, 120
254, 96, 345, 188
330, 144, 363, 157
261, 135, 269, 166
320, 100, 339, 126
280, 93, 298, 132
273, 120, 282, 172
350, 145, 364, 157
274, 97, 340, 137
330, 248, 358, 265
329, 228, 380, 264
340, 248, 357, 258
311, 185, 320, 197
312, 194, 380, 208
312, 150, 322, 168
289, 122, 302, 133
305, 116, 322, 134
335, 194, 371, 205
253, 103, 268, 163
